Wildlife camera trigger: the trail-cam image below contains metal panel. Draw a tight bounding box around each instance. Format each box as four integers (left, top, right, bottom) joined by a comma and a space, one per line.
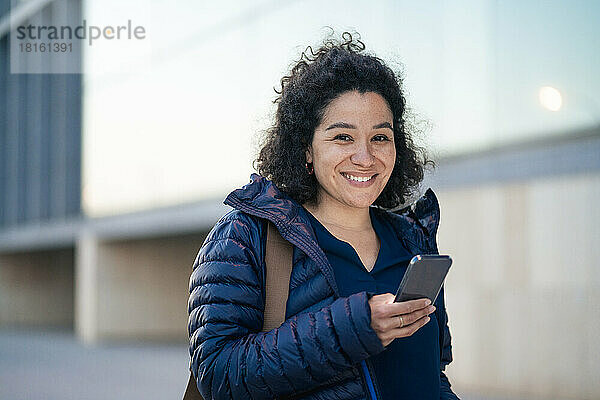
4, 55, 19, 226
64, 0, 81, 217
39, 4, 52, 221
16, 71, 26, 223
26, 74, 42, 221
64, 74, 81, 217
0, 0, 82, 229
48, 73, 67, 220
0, 0, 9, 19
24, 11, 44, 222
0, 35, 6, 226
40, 74, 51, 220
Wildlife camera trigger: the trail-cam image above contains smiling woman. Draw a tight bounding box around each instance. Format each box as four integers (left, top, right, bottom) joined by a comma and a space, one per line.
254, 33, 434, 211
305, 91, 397, 215
187, 30, 459, 400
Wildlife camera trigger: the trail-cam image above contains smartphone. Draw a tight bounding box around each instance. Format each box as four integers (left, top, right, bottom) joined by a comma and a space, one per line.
394, 255, 452, 304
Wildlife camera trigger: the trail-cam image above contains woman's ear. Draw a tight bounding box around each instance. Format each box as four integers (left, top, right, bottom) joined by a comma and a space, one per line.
305, 146, 313, 164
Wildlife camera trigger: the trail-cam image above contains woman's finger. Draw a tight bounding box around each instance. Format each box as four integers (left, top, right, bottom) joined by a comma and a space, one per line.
380, 304, 433, 331
395, 305, 435, 328
383, 298, 431, 317
383, 315, 431, 345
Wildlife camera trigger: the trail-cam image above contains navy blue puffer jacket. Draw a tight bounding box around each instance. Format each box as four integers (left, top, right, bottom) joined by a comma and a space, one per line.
188, 174, 458, 400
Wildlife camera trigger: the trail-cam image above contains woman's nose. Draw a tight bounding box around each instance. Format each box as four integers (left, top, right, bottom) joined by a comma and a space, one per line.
350, 142, 375, 166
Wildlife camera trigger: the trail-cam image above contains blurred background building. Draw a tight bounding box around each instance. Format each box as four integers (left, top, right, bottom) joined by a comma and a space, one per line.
0, 0, 598, 399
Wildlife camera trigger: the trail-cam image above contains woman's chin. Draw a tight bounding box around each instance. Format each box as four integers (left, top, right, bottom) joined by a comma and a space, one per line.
341, 193, 380, 209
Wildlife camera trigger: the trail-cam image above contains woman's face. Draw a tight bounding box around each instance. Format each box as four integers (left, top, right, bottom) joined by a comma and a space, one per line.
306, 90, 396, 210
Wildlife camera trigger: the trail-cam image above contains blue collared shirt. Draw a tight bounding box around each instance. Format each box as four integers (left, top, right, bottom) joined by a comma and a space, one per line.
304, 206, 441, 400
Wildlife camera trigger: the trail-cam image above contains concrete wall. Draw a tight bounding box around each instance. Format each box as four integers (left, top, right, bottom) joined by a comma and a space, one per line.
437, 172, 600, 400
0, 248, 74, 327
75, 232, 205, 344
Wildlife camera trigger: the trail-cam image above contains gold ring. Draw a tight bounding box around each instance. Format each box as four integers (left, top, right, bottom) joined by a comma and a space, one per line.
398, 315, 404, 328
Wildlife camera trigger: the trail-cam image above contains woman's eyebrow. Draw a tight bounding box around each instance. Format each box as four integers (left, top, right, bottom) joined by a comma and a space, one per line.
325, 121, 393, 131
373, 121, 393, 130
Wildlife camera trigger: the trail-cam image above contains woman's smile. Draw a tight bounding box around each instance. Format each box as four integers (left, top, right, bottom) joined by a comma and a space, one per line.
340, 172, 379, 187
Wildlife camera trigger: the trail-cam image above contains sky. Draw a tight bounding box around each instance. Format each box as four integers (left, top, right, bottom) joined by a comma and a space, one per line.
80, 0, 600, 216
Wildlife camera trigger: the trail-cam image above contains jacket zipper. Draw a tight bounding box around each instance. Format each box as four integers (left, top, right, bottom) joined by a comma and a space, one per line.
360, 360, 378, 400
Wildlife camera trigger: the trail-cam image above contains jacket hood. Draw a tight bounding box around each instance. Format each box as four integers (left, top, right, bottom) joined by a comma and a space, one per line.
224, 173, 440, 254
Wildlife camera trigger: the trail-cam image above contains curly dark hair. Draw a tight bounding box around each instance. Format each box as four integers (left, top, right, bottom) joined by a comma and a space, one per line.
254, 30, 434, 209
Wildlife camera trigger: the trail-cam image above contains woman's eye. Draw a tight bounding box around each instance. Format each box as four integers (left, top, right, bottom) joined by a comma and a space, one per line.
334, 134, 352, 142
372, 134, 391, 142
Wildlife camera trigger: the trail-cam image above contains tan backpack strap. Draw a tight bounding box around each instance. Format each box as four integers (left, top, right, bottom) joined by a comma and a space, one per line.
184, 219, 294, 399
183, 371, 204, 400
262, 220, 294, 331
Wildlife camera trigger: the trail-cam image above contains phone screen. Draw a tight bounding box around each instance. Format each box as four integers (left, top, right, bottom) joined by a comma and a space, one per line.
394, 255, 452, 304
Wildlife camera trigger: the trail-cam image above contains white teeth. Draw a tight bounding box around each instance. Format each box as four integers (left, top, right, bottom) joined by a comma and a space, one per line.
342, 173, 374, 182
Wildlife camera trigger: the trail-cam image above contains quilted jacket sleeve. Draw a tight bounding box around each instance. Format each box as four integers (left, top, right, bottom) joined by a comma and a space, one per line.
187, 212, 386, 400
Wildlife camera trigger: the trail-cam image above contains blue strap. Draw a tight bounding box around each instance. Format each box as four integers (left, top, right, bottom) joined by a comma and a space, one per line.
360, 360, 378, 400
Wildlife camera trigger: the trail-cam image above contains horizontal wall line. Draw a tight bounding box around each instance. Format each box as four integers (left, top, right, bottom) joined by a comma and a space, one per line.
425, 126, 600, 190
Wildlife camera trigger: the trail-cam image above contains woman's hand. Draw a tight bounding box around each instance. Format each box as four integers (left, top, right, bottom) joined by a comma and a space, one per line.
368, 293, 435, 347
